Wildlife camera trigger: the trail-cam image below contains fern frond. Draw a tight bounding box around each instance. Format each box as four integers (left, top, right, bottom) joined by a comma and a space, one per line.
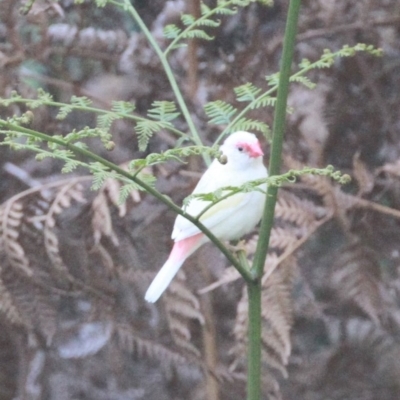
118, 182, 144, 204
0, 275, 24, 325
229, 117, 270, 136
163, 24, 181, 39
163, 273, 204, 358
260, 257, 295, 375
43, 181, 87, 282
196, 18, 221, 27
204, 100, 237, 125
181, 13, 196, 26
269, 227, 299, 250
164, 0, 252, 54
135, 120, 164, 151
265, 72, 280, 87
88, 163, 118, 191
251, 95, 277, 109
330, 241, 382, 324
290, 75, 316, 89
214, 7, 237, 15
2, 266, 57, 344
234, 83, 262, 102
182, 29, 214, 41
111, 100, 136, 114
97, 113, 118, 131
275, 190, 327, 227
61, 159, 81, 174
56, 104, 73, 120
91, 191, 119, 247
200, 2, 211, 14
70, 95, 92, 108
116, 324, 195, 367
147, 100, 180, 122
1, 200, 32, 276
33, 88, 53, 107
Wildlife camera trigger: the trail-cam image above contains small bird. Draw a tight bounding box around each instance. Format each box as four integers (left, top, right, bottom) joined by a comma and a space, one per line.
145, 131, 268, 303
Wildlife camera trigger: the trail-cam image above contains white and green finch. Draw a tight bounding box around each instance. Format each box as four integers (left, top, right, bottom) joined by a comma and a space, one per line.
145, 131, 268, 303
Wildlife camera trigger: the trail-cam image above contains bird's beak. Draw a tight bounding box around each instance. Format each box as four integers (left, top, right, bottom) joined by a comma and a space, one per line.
248, 141, 264, 158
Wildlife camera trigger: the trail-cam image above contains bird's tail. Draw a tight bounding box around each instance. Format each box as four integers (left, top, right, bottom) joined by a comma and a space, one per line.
144, 233, 204, 303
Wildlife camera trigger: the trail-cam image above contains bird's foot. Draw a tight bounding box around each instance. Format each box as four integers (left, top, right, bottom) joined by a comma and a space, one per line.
227, 240, 247, 254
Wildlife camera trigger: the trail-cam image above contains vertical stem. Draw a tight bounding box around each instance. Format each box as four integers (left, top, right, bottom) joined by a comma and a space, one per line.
247, 1, 301, 400
246, 279, 262, 400
252, 0, 302, 279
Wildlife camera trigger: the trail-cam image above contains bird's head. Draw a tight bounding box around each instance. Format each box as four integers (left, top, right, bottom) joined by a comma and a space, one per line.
219, 131, 264, 169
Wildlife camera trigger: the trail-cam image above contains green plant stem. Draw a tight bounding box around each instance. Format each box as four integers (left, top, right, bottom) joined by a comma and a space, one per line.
252, 0, 301, 279
4, 97, 190, 140
246, 279, 262, 400
0, 119, 252, 282
113, 0, 210, 164
246, 1, 301, 399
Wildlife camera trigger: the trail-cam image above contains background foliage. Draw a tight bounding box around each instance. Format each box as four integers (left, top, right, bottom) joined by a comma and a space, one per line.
1, 0, 400, 399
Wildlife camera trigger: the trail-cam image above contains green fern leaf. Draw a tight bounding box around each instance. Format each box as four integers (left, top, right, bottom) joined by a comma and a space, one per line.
200, 2, 211, 14
37, 88, 53, 102
215, 7, 237, 15
204, 100, 237, 125
70, 95, 92, 107
135, 120, 164, 151
91, 172, 108, 191
231, 0, 252, 6
265, 72, 280, 86
71, 141, 89, 150
31, 89, 53, 108
299, 58, 311, 69
170, 43, 188, 50
97, 113, 118, 130
118, 182, 141, 204
230, 117, 271, 136
251, 96, 277, 109
56, 105, 73, 120
61, 159, 80, 173
147, 101, 180, 122
183, 29, 214, 41
196, 18, 221, 28
234, 83, 262, 102
163, 24, 181, 39
111, 101, 136, 114
290, 76, 316, 89
181, 14, 195, 26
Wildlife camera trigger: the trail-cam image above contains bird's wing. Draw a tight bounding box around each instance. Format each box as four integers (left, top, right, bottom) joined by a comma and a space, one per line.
172, 192, 249, 241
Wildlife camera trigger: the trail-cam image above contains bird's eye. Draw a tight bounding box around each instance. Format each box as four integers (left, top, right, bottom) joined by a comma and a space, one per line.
237, 147, 244, 152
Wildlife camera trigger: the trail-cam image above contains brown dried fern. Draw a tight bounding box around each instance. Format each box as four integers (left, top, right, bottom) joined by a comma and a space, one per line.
1, 200, 32, 276
0, 273, 24, 326
330, 241, 383, 324
163, 272, 205, 358
42, 180, 87, 284
115, 323, 198, 368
